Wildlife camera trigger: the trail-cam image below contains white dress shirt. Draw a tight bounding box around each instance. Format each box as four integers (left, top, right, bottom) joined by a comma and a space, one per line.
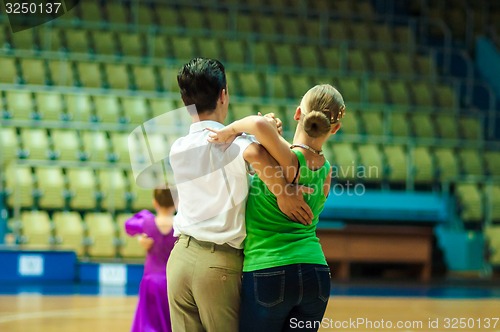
169, 120, 255, 248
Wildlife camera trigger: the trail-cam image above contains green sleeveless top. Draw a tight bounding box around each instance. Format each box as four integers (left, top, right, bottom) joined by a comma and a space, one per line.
243, 149, 329, 272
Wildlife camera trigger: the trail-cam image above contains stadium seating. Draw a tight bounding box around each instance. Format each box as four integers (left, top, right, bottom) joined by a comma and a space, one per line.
116, 213, 146, 258
85, 212, 117, 257
36, 166, 67, 209
53, 211, 86, 256
67, 168, 98, 210
20, 210, 53, 247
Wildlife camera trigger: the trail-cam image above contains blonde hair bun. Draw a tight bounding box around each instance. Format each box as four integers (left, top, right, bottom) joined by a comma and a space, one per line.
303, 110, 331, 138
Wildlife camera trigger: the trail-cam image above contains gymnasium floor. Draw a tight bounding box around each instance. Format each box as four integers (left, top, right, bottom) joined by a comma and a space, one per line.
1, 282, 499, 332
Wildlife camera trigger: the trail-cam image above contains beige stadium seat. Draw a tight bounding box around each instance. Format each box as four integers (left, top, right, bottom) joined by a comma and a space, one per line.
104, 63, 130, 90
5, 165, 34, 208
94, 95, 123, 123
484, 225, 500, 264
98, 169, 128, 211
21, 128, 50, 160
20, 210, 53, 247
132, 65, 158, 91
20, 58, 47, 85
433, 148, 459, 182
53, 211, 86, 257
384, 145, 407, 184
85, 213, 117, 258
128, 171, 156, 211
66, 93, 94, 122
36, 166, 66, 209
5, 90, 34, 120
0, 127, 19, 165
149, 98, 178, 120
67, 167, 98, 210
35, 92, 64, 121
76, 62, 103, 88
458, 148, 485, 177
357, 144, 383, 183
122, 96, 150, 125
48, 59, 74, 86
0, 57, 19, 84
117, 214, 146, 259
455, 183, 483, 222
109, 132, 130, 163
81, 131, 110, 162
411, 146, 435, 184
51, 129, 81, 161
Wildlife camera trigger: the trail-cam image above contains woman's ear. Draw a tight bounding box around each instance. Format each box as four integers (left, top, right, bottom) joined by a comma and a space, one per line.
294, 106, 302, 121
331, 122, 341, 134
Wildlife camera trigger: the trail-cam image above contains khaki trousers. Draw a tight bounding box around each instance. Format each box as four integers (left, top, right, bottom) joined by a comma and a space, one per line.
167, 235, 243, 332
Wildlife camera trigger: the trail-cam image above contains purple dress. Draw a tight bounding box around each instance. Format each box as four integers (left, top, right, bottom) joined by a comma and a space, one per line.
125, 210, 176, 332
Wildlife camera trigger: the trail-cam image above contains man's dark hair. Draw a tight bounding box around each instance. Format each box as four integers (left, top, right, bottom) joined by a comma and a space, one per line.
177, 57, 227, 114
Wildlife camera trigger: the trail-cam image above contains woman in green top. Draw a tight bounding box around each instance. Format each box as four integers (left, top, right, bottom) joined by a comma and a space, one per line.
208, 84, 345, 331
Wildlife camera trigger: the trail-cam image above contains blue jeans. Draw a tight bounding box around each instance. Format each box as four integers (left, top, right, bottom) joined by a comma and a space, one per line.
239, 263, 331, 332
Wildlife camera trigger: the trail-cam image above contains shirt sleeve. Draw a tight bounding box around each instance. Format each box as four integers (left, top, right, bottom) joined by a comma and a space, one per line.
124, 210, 155, 236
224, 134, 258, 175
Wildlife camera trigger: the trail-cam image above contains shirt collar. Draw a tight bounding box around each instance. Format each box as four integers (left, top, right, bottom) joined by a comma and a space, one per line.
189, 120, 224, 134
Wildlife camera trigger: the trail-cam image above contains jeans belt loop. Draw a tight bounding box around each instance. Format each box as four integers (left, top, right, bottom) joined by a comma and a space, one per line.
185, 235, 191, 248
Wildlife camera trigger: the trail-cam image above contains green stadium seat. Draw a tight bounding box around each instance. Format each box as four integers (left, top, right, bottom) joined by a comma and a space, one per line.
221, 39, 246, 64
109, 132, 134, 164
252, 42, 272, 67
94, 95, 123, 123
19, 59, 47, 85
158, 66, 180, 93
384, 145, 408, 184
91, 31, 117, 56
82, 131, 110, 162
128, 171, 155, 211
435, 84, 456, 109
206, 10, 229, 31
106, 2, 128, 25
257, 104, 288, 125
416, 55, 436, 78
0, 57, 19, 84
156, 6, 179, 28
20, 211, 53, 247
350, 23, 373, 46
170, 36, 196, 61
357, 144, 384, 183
484, 225, 500, 264
392, 53, 415, 77
320, 47, 342, 72
11, 29, 35, 50
66, 93, 94, 122
195, 38, 223, 61
80, 1, 103, 23
5, 90, 34, 120
64, 29, 91, 54
35, 92, 64, 121
361, 111, 384, 136
67, 167, 98, 209
132, 65, 158, 91
5, 165, 34, 207
411, 82, 435, 108
0, 127, 19, 165
179, 8, 207, 30
302, 20, 321, 39
268, 74, 289, 99
85, 212, 117, 257
372, 24, 395, 46
331, 143, 359, 181
369, 50, 391, 74
484, 151, 500, 177
279, 17, 301, 38
455, 182, 483, 222
136, 4, 154, 26
337, 77, 361, 103
411, 146, 435, 184
459, 116, 482, 140
117, 213, 145, 259
230, 103, 256, 121
356, 0, 375, 19
339, 109, 361, 135
76, 62, 103, 88
256, 15, 278, 36
233, 72, 263, 97
434, 113, 459, 140
273, 43, 298, 68
433, 147, 459, 182
458, 148, 485, 177
51, 129, 81, 161
235, 14, 254, 33
335, 0, 355, 15
328, 21, 350, 42
53, 211, 85, 257
487, 185, 500, 222
104, 63, 130, 90
390, 112, 411, 137
367, 80, 387, 104
297, 45, 320, 69
289, 74, 312, 100
98, 169, 128, 211
149, 35, 168, 58
387, 81, 411, 105
411, 113, 436, 138
36, 166, 66, 209
122, 96, 150, 125
48, 59, 74, 86
393, 26, 415, 47
21, 128, 51, 160
118, 32, 145, 58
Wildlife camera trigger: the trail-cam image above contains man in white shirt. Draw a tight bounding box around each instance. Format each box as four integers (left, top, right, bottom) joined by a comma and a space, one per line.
167, 58, 313, 332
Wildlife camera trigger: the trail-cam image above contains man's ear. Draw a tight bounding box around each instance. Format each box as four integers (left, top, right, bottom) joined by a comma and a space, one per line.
331, 122, 341, 134
220, 88, 228, 105
294, 106, 302, 121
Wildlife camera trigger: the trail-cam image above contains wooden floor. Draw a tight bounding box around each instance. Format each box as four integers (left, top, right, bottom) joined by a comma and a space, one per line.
1, 295, 499, 332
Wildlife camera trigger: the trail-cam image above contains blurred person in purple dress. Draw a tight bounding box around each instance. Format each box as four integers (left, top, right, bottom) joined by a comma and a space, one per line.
125, 188, 177, 332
